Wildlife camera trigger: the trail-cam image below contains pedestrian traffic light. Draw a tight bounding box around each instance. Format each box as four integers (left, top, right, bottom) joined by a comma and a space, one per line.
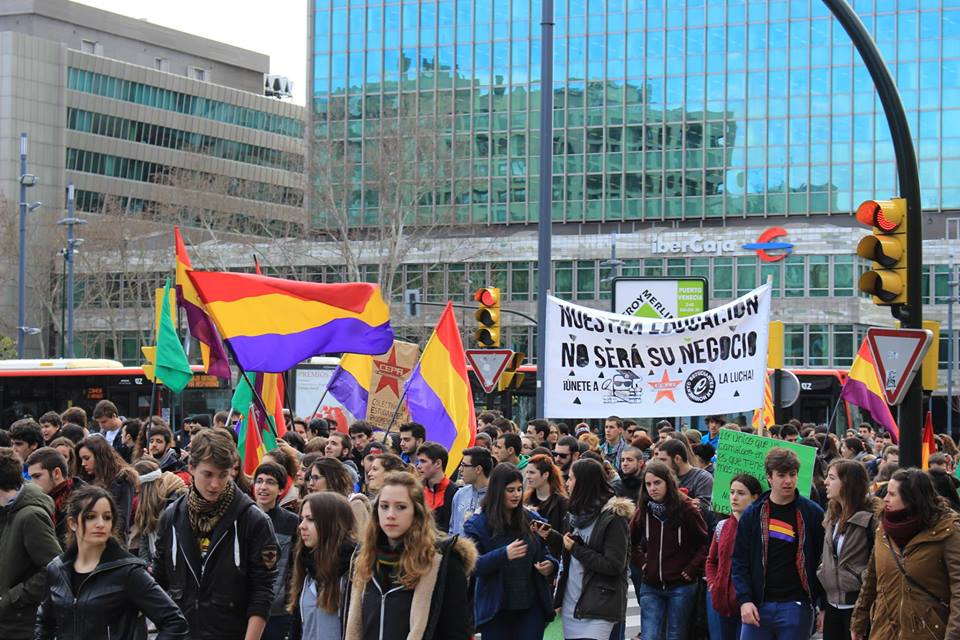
473, 287, 500, 347
855, 198, 908, 305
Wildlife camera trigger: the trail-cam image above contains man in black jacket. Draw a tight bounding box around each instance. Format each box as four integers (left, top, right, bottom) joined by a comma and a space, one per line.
252, 461, 299, 640
154, 429, 278, 640
416, 441, 458, 532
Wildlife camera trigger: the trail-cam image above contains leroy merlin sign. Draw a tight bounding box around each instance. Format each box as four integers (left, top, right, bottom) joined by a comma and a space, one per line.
612, 277, 708, 320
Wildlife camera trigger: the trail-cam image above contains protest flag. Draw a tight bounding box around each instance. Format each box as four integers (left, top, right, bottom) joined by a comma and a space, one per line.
231, 371, 286, 475
921, 411, 936, 470
187, 271, 394, 373
327, 354, 373, 421
174, 228, 231, 378
752, 372, 775, 430
155, 279, 193, 393
840, 338, 899, 442
403, 302, 476, 476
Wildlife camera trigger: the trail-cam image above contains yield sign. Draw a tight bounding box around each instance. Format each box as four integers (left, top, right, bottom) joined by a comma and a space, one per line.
866, 328, 933, 405
465, 349, 514, 393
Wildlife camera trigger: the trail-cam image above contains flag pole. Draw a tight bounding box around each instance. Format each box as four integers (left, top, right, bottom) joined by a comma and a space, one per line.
825, 394, 845, 433
383, 382, 413, 438
223, 341, 280, 441
308, 387, 331, 422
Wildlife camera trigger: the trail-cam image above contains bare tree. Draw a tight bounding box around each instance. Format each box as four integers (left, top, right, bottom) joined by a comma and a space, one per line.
310, 93, 480, 302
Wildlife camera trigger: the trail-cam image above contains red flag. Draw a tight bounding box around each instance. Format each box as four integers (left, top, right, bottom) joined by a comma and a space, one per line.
921, 411, 936, 470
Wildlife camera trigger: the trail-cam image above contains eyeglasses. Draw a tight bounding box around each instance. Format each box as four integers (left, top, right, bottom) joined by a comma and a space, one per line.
555, 453, 570, 459
254, 478, 278, 487
460, 462, 479, 468
308, 474, 323, 482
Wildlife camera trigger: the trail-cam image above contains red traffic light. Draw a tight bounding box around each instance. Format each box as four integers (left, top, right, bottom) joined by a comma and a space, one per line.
475, 287, 499, 307
856, 200, 902, 232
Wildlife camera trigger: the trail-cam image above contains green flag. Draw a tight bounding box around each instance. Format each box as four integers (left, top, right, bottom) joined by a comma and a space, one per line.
231, 373, 253, 413
156, 278, 193, 393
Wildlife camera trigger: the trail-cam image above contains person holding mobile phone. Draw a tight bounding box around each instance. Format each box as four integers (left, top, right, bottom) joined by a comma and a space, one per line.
536, 458, 634, 640
465, 464, 557, 639
524, 454, 568, 557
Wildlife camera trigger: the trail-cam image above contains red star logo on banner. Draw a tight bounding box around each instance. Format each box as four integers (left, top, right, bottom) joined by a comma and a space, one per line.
373, 348, 411, 397
648, 370, 681, 403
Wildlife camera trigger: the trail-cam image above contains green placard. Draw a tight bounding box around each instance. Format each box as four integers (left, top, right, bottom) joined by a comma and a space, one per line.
711, 429, 817, 516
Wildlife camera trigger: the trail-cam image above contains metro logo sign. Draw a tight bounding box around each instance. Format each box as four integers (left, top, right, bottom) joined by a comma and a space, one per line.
742, 227, 794, 263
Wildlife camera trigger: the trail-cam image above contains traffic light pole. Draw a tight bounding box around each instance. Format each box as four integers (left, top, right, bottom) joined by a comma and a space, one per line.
823, 0, 923, 467
535, 0, 555, 419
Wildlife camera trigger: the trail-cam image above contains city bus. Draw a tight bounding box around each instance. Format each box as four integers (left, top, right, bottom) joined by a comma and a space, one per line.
0, 359, 231, 427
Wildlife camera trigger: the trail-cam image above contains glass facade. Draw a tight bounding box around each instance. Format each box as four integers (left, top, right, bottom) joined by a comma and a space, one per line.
310, 0, 960, 227
67, 108, 304, 172
68, 68, 303, 138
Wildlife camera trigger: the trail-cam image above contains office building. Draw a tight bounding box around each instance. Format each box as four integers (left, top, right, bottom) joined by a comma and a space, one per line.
0, 0, 304, 358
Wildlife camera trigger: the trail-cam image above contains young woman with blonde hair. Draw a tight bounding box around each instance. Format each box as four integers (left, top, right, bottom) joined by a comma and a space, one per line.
344, 471, 476, 640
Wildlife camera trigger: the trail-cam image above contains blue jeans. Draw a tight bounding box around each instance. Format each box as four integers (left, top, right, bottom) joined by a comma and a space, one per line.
738, 601, 814, 640
706, 591, 741, 640
639, 582, 698, 640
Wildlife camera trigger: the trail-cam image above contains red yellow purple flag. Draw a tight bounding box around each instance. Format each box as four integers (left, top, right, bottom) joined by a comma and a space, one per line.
840, 338, 899, 442
922, 411, 936, 470
174, 228, 231, 378
403, 302, 476, 476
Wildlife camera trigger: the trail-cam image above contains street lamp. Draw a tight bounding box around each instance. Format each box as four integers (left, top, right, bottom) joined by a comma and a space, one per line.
18, 133, 42, 359
57, 183, 85, 358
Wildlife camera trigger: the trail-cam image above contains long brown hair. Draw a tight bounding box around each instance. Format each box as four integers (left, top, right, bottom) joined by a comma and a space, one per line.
77, 435, 137, 490
133, 459, 186, 537
824, 459, 879, 533
310, 458, 353, 496
50, 436, 79, 477
64, 485, 119, 549
353, 471, 437, 589
638, 461, 685, 523
288, 492, 355, 614
523, 453, 566, 505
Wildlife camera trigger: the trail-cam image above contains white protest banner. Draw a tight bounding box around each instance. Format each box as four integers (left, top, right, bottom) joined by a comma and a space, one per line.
543, 283, 772, 418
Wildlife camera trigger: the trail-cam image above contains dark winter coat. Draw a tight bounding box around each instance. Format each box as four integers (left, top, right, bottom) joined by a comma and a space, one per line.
342, 535, 477, 640
0, 483, 63, 640
630, 494, 708, 589
152, 485, 279, 639
464, 508, 557, 626
35, 537, 189, 640
549, 496, 634, 622
265, 505, 299, 617
731, 490, 825, 608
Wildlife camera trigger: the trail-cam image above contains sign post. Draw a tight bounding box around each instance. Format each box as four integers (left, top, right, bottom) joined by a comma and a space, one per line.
465, 349, 514, 394
866, 327, 934, 405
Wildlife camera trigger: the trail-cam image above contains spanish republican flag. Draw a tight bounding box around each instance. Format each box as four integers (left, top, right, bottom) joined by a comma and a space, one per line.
187, 271, 394, 373
752, 371, 775, 430
922, 411, 936, 470
326, 354, 373, 422
840, 338, 899, 442
174, 228, 231, 378
403, 303, 476, 477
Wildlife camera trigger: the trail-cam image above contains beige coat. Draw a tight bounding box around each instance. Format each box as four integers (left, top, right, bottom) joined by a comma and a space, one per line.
851, 512, 960, 640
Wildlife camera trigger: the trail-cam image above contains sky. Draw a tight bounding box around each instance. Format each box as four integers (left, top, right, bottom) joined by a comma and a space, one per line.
73, 0, 308, 105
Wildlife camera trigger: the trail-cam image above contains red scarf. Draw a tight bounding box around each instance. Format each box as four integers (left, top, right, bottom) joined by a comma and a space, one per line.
882, 508, 924, 549
424, 477, 450, 510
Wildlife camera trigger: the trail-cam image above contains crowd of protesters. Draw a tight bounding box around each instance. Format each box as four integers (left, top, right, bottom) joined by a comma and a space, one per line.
1, 401, 959, 640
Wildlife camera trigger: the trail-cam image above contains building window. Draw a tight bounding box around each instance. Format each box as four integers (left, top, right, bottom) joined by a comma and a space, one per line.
833, 255, 854, 297
190, 67, 208, 81
808, 324, 829, 366
155, 57, 170, 72
554, 261, 573, 298
809, 256, 829, 297
785, 324, 805, 367
576, 261, 597, 301
510, 262, 530, 301
784, 255, 805, 298
713, 257, 733, 299
834, 324, 855, 368
736, 256, 757, 296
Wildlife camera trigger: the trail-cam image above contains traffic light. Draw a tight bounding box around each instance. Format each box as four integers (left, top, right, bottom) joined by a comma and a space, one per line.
855, 198, 908, 305
498, 352, 526, 391
473, 287, 501, 347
